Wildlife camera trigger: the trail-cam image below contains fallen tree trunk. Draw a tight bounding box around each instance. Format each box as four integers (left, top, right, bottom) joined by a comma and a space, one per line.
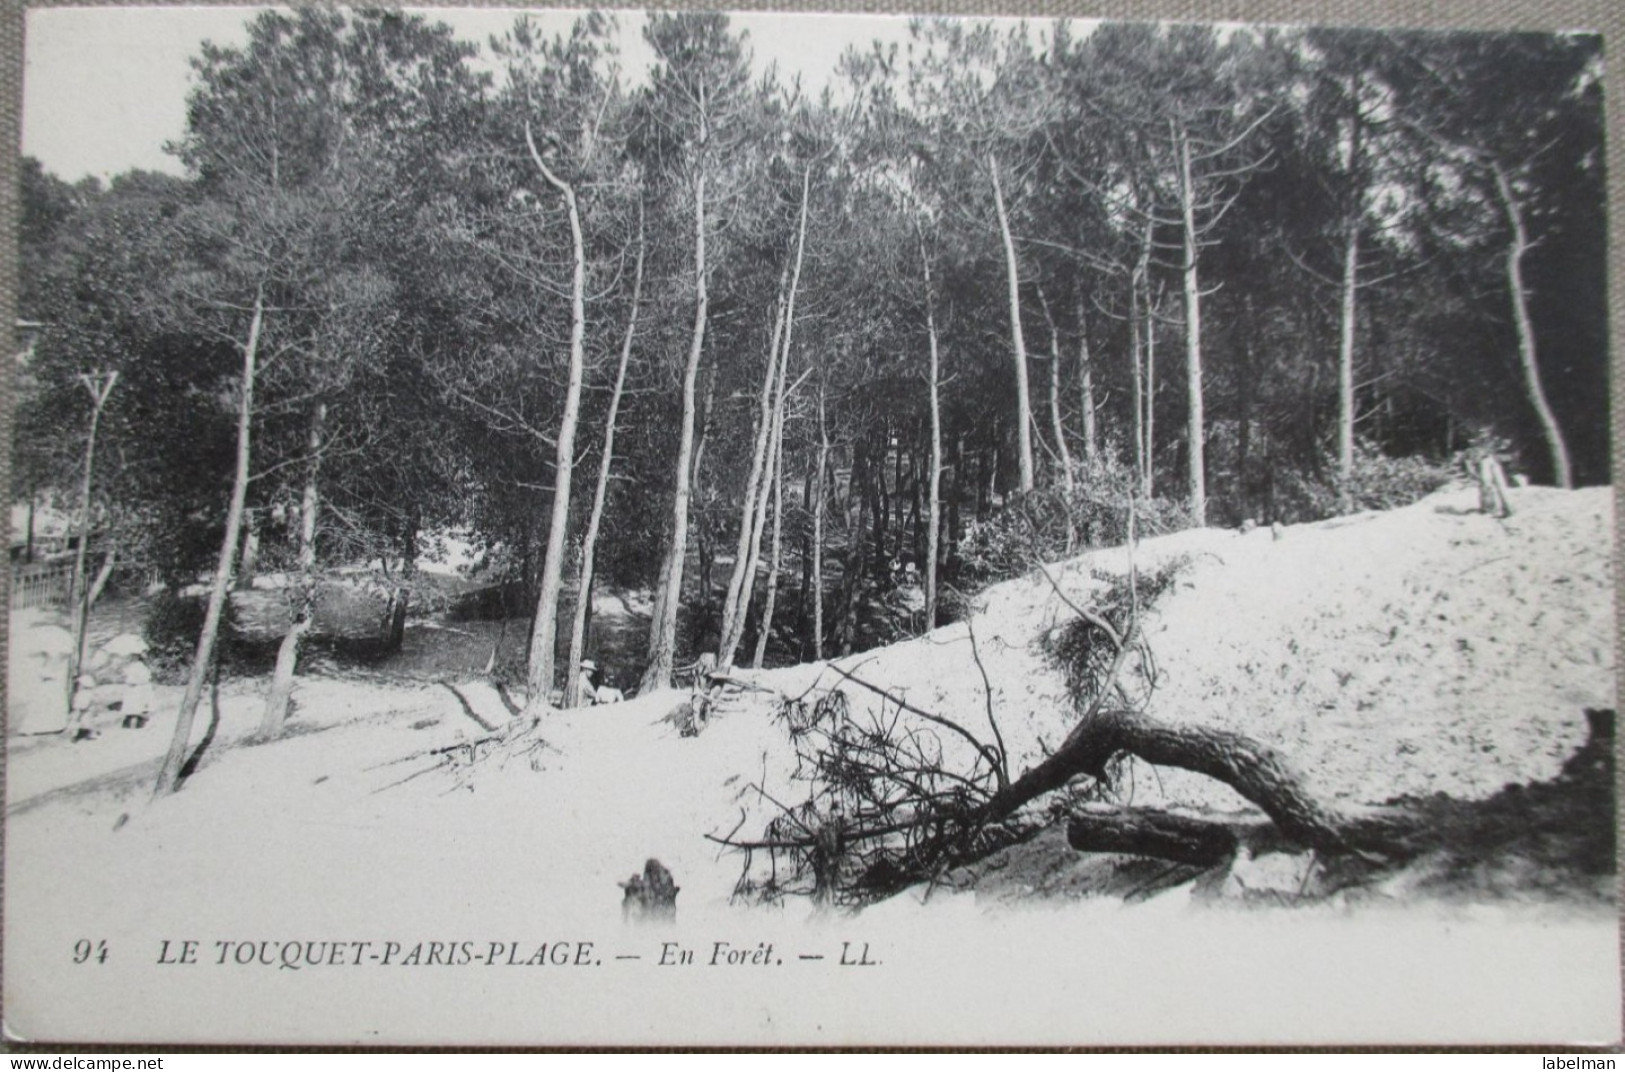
1066, 807, 1238, 868
989, 708, 1350, 855
719, 699, 1359, 904
722, 657, 1416, 905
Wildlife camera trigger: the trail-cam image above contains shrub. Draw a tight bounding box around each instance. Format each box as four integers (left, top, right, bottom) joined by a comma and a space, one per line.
1345, 446, 1457, 511
959, 452, 1191, 586
1273, 440, 1457, 524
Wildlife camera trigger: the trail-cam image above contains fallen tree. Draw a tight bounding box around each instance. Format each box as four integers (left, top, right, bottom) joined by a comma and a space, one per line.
984, 706, 1351, 855
711, 555, 1383, 905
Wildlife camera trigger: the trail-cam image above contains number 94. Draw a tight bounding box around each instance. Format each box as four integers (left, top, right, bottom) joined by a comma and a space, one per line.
73, 939, 108, 964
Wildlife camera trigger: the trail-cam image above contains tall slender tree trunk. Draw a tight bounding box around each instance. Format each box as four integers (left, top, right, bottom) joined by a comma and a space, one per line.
837, 443, 869, 658
717, 260, 791, 661
260, 403, 324, 738
690, 361, 719, 619
1133, 218, 1154, 499
1238, 296, 1255, 520
981, 438, 998, 517
797, 469, 813, 656
812, 384, 829, 662
870, 432, 888, 556
721, 166, 810, 668
690, 362, 719, 520
1037, 289, 1074, 495
643, 172, 709, 694
1130, 275, 1146, 496
1336, 87, 1364, 512
1076, 298, 1098, 465
906, 445, 922, 567
1303, 362, 1322, 467
65, 370, 118, 718
895, 437, 909, 551
1176, 124, 1207, 526
1336, 224, 1359, 511
989, 155, 1035, 494
158, 290, 263, 795
730, 342, 789, 667
565, 208, 644, 708
1145, 288, 1158, 501
1492, 161, 1572, 489
751, 427, 786, 669
525, 131, 589, 716
922, 238, 943, 633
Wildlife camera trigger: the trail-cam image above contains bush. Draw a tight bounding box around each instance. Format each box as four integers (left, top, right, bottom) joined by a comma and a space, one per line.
959, 452, 1191, 586
1273, 440, 1457, 524
1345, 447, 1457, 511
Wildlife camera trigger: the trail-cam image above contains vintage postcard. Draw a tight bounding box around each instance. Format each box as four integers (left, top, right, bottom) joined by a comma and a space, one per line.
4, 4, 1619, 1047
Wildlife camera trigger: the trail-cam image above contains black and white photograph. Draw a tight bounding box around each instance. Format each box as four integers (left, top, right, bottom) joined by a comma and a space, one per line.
4, 4, 1618, 1047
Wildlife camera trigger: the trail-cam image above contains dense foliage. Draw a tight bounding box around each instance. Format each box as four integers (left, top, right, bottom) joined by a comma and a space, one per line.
18, 11, 1608, 691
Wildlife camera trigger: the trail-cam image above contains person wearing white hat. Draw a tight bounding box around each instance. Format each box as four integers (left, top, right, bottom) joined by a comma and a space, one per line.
577, 659, 600, 706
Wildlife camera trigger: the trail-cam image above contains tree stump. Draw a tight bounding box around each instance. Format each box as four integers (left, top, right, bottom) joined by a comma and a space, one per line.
664, 700, 701, 737
619, 859, 679, 923
1476, 454, 1513, 518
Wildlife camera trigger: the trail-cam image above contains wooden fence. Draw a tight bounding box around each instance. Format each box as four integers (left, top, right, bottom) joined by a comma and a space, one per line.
12, 562, 73, 610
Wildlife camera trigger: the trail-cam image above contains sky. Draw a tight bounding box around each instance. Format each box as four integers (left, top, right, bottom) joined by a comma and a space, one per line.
20, 6, 942, 182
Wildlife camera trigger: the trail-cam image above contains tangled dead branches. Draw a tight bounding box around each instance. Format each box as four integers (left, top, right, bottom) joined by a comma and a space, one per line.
714, 674, 1016, 906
